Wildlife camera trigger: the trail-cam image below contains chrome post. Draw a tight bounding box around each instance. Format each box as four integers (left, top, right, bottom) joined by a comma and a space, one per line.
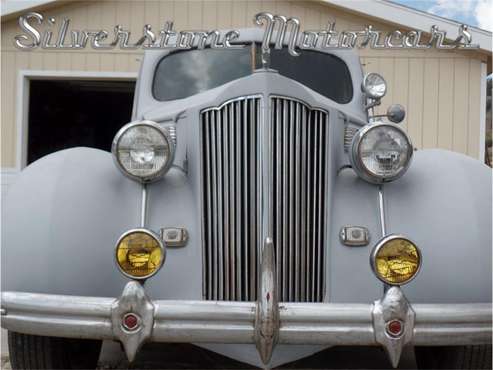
378, 185, 392, 293
378, 185, 386, 237
141, 184, 148, 228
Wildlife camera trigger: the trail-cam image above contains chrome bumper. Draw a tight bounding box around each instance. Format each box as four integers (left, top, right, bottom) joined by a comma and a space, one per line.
1, 242, 491, 368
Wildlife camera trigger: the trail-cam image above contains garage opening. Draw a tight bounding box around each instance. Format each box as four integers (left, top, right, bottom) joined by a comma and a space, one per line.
27, 79, 136, 165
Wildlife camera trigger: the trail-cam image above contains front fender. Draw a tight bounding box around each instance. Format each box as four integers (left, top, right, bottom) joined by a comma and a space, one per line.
1, 147, 201, 299
386, 149, 492, 303
329, 149, 492, 303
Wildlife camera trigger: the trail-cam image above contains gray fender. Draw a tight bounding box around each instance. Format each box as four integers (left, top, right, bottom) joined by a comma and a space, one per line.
1, 147, 202, 299
3, 147, 491, 304
328, 149, 492, 304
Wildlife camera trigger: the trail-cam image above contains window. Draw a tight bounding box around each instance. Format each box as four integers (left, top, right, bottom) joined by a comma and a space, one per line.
267, 48, 353, 104
153, 48, 252, 101
153, 45, 353, 104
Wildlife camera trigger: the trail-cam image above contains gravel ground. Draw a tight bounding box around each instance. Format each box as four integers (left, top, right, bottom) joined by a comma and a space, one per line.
0, 337, 418, 369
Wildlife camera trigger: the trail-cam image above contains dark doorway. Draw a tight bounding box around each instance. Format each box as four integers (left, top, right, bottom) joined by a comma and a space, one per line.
27, 79, 135, 164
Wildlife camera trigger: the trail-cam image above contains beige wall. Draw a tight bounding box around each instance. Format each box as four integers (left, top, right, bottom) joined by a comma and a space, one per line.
1, 0, 488, 168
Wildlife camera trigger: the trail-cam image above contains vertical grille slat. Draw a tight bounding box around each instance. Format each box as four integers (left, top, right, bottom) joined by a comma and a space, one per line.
282, 99, 289, 302
223, 106, 230, 300
249, 99, 257, 301
201, 95, 328, 302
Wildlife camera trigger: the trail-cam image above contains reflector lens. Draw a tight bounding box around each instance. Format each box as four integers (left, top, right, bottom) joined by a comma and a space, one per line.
386, 319, 403, 337
115, 230, 164, 279
371, 236, 421, 285
122, 313, 140, 331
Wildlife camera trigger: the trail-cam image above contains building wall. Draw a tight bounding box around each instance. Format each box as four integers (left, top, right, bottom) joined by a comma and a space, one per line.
1, 0, 488, 169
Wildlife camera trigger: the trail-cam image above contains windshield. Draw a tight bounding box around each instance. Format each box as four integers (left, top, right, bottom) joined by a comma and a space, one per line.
153, 45, 353, 103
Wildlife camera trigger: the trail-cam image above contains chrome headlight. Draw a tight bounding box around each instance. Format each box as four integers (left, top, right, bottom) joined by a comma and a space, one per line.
362, 73, 387, 99
112, 120, 175, 182
350, 123, 413, 184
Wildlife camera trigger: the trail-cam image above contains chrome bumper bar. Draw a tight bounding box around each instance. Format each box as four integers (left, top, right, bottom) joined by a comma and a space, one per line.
1, 242, 491, 368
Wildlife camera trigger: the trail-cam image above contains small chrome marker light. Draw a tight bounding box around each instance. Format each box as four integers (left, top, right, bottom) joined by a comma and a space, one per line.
350, 122, 413, 184
362, 72, 387, 99
115, 229, 165, 280
112, 120, 175, 183
370, 234, 421, 286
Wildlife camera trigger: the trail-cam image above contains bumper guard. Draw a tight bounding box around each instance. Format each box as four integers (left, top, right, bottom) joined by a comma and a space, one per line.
1, 241, 491, 368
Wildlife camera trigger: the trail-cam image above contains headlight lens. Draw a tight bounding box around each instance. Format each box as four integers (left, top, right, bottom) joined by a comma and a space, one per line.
115, 229, 165, 280
350, 123, 413, 183
112, 121, 174, 182
362, 73, 387, 99
370, 235, 421, 285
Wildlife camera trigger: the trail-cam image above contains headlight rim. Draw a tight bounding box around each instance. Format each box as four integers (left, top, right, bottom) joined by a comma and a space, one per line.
114, 228, 166, 281
370, 233, 422, 286
350, 122, 414, 184
111, 120, 175, 183
362, 72, 387, 99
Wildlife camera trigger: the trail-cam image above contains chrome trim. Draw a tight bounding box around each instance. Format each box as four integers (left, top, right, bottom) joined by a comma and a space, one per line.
270, 96, 329, 303
344, 125, 359, 152
201, 95, 328, 303
111, 281, 154, 361
111, 120, 175, 183
200, 96, 262, 301
2, 286, 490, 369
378, 185, 386, 237
361, 72, 387, 99
160, 227, 189, 248
167, 124, 177, 147
255, 237, 279, 365
140, 184, 148, 228
339, 225, 370, 246
369, 234, 422, 286
349, 122, 413, 184
114, 228, 166, 281
372, 286, 414, 368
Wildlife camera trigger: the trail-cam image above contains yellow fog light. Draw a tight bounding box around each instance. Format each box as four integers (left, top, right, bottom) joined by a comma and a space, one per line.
115, 229, 165, 280
370, 235, 421, 285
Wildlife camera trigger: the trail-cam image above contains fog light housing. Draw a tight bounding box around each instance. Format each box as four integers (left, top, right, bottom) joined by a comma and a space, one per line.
115, 229, 165, 280
370, 235, 421, 285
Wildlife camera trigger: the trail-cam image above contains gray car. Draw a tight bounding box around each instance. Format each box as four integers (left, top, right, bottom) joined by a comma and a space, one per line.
2, 29, 492, 369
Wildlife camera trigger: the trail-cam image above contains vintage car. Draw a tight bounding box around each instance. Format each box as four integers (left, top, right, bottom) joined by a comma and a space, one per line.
2, 28, 492, 369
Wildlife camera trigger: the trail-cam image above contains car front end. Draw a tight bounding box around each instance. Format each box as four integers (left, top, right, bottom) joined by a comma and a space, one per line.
2, 30, 491, 369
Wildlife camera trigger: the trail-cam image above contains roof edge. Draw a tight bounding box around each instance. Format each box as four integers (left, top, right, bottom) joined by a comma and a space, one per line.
322, 0, 491, 52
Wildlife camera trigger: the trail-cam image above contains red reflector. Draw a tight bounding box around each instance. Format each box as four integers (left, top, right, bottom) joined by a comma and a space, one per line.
123, 313, 139, 331
386, 319, 403, 337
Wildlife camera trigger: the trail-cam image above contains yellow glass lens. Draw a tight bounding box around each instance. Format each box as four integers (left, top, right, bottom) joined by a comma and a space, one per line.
116, 231, 163, 278
374, 238, 420, 284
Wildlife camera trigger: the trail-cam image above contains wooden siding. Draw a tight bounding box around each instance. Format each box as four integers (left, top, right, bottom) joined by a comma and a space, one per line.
0, 0, 487, 167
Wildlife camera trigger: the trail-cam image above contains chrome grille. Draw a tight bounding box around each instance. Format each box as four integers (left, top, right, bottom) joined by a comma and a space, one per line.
271, 96, 329, 302
201, 96, 328, 302
201, 96, 261, 301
